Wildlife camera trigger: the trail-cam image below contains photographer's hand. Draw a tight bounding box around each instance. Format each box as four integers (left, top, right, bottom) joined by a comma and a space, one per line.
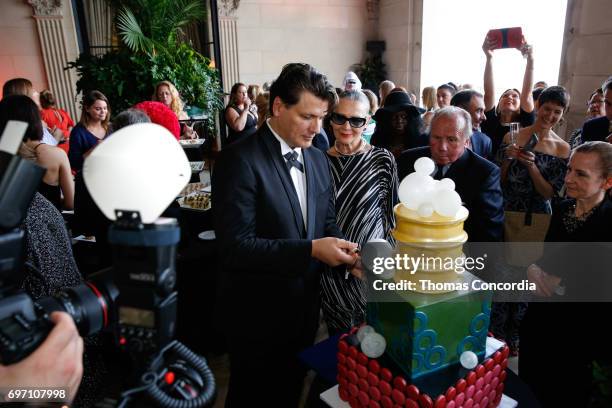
0, 312, 84, 403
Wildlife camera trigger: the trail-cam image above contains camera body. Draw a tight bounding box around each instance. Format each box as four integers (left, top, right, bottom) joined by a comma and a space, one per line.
0, 212, 180, 365
0, 147, 179, 365
108, 212, 179, 356
0, 121, 215, 407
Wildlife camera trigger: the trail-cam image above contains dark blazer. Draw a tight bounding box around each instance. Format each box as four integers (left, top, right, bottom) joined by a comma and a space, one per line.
397, 147, 504, 242
212, 123, 343, 343
581, 116, 610, 143
312, 128, 330, 152
470, 130, 493, 161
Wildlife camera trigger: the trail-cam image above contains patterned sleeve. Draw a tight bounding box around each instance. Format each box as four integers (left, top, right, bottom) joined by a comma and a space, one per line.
384, 150, 399, 243
22, 194, 82, 299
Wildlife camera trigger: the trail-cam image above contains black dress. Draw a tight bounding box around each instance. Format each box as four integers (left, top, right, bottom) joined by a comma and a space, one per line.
225, 105, 257, 145
519, 198, 612, 407
482, 107, 535, 159
38, 181, 62, 211
21, 193, 109, 407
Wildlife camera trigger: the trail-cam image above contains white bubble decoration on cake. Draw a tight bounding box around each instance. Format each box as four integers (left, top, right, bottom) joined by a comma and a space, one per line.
356, 325, 375, 343
459, 350, 479, 370
361, 332, 387, 358
398, 157, 462, 218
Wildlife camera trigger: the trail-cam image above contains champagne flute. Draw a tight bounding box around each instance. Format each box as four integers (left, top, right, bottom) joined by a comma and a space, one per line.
508, 122, 520, 160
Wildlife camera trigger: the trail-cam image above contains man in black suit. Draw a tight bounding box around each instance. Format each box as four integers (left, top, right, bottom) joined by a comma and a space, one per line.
397, 106, 504, 242
450, 89, 493, 161
582, 76, 612, 143
212, 63, 359, 407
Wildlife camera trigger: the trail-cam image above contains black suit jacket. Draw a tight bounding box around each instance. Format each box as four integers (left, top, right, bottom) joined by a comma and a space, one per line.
212, 123, 342, 343
397, 147, 504, 242
581, 116, 610, 143
471, 130, 493, 161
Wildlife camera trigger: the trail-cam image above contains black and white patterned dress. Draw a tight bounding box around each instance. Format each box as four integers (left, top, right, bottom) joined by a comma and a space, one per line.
321, 147, 399, 332
496, 145, 567, 213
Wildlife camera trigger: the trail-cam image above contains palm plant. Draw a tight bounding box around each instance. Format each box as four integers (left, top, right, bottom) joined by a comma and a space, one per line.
69, 0, 223, 132
113, 0, 206, 55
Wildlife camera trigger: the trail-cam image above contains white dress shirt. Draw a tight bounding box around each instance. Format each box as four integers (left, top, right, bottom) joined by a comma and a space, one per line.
267, 119, 308, 230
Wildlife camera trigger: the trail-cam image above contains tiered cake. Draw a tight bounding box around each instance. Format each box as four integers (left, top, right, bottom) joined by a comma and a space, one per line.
337, 202, 509, 408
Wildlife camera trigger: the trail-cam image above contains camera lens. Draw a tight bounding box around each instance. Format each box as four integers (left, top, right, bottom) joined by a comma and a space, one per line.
37, 280, 116, 336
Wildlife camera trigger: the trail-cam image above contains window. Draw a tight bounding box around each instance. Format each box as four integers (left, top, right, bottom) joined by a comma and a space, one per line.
420, 0, 568, 99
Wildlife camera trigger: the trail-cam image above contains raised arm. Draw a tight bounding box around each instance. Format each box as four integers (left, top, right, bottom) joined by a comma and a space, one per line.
483, 35, 496, 111
519, 40, 535, 113
225, 98, 252, 132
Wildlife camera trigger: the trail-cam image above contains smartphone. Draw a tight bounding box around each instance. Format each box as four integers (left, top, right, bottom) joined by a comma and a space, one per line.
487, 27, 523, 49
522, 134, 539, 153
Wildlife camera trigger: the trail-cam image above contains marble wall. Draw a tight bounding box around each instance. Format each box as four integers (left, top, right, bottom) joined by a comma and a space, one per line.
558, 0, 612, 138
234, 0, 373, 89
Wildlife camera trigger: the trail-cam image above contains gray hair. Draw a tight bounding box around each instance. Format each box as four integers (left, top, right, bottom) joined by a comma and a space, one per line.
111, 108, 151, 132
337, 90, 370, 111
430, 106, 473, 140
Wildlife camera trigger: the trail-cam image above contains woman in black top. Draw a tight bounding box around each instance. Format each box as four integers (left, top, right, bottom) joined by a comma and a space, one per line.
481, 34, 536, 158
224, 82, 257, 145
520, 142, 612, 407
370, 90, 427, 158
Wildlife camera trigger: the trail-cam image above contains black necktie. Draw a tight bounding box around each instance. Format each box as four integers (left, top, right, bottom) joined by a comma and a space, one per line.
434, 165, 445, 180
284, 150, 304, 172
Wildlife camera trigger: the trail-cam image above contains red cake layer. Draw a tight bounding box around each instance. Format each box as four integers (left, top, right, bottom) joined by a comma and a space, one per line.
337, 330, 510, 408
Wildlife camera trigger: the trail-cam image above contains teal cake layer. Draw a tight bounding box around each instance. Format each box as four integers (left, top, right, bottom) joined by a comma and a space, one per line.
367, 272, 491, 380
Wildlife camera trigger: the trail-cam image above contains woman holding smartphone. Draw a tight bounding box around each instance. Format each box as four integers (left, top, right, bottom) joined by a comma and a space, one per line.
499, 86, 570, 211
490, 86, 571, 356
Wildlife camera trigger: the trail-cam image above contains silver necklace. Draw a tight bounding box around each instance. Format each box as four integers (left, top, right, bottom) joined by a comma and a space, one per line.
334, 138, 365, 156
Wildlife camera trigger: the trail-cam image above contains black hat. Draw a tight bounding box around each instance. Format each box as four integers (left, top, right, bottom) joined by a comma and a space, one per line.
378, 91, 425, 115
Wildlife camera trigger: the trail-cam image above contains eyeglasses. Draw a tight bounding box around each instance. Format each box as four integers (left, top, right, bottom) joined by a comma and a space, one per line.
330, 113, 367, 128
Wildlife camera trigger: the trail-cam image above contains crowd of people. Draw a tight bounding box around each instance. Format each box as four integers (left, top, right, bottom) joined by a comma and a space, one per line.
1, 31, 611, 407
213, 36, 611, 407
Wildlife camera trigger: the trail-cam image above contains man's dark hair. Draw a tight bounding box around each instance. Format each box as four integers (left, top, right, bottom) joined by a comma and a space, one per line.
268, 63, 337, 113
0, 94, 43, 141
538, 86, 570, 110
450, 89, 483, 111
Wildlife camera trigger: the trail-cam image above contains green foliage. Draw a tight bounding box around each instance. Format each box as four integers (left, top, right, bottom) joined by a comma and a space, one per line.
114, 0, 206, 56
67, 50, 153, 114
352, 54, 387, 93
68, 0, 222, 132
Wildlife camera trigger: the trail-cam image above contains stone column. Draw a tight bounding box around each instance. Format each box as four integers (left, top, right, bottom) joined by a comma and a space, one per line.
218, 0, 240, 94
83, 0, 114, 56
28, 0, 79, 119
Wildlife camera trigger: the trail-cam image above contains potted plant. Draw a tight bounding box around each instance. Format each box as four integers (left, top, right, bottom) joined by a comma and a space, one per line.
67, 0, 223, 133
